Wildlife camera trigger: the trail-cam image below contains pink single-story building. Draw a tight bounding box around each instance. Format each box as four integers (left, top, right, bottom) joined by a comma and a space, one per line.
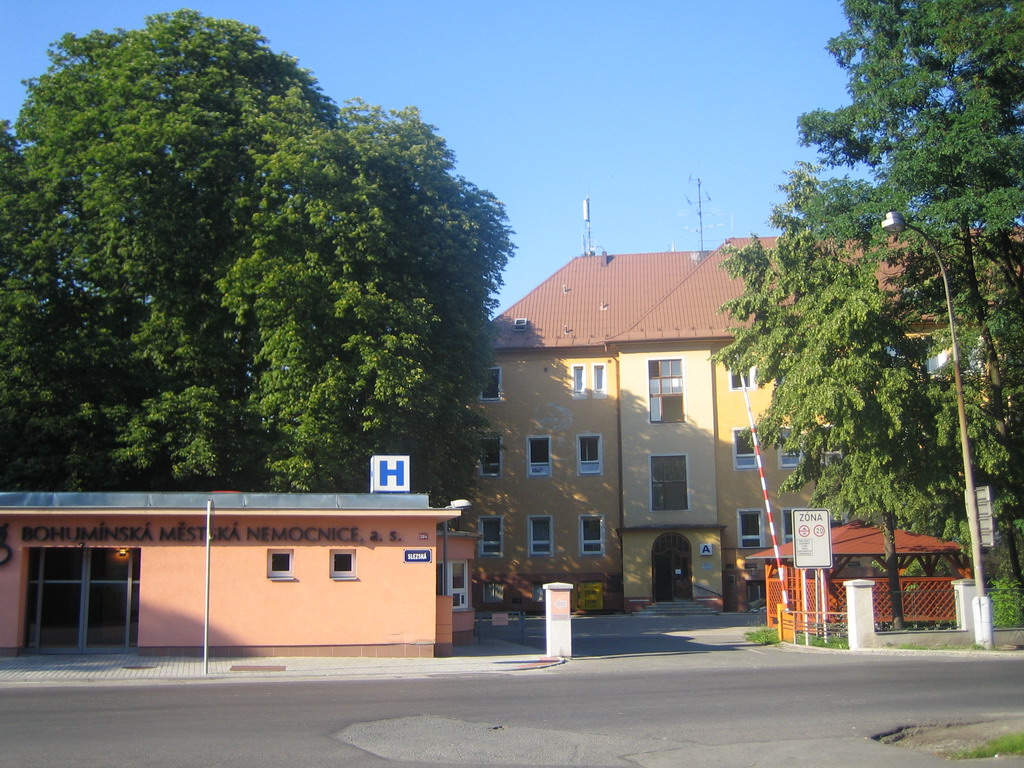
0, 492, 475, 657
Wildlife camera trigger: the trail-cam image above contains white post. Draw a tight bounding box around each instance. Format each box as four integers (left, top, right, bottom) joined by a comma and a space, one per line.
203, 499, 213, 675
845, 579, 876, 651
543, 582, 574, 658
973, 595, 994, 649
953, 578, 977, 636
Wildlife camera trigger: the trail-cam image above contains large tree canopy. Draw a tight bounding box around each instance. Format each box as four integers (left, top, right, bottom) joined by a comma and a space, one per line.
721, 0, 1024, 583
0, 11, 512, 501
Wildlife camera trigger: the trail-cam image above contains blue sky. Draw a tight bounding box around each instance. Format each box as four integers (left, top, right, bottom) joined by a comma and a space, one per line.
1, 1, 852, 311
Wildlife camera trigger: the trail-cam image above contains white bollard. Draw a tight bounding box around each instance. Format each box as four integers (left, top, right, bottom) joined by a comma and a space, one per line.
543, 582, 574, 658
973, 595, 994, 650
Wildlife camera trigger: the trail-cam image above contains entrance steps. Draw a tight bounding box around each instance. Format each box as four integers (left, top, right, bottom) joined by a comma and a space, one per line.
637, 600, 718, 617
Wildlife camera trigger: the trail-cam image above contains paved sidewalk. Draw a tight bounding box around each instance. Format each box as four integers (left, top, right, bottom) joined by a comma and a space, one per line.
0, 639, 559, 686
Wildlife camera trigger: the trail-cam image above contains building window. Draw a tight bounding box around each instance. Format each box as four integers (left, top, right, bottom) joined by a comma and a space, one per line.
479, 516, 503, 557
577, 434, 602, 475
480, 367, 501, 400
532, 582, 545, 602
649, 359, 684, 422
651, 455, 688, 510
267, 549, 293, 579
449, 560, 469, 609
730, 367, 756, 390
738, 510, 763, 548
479, 436, 501, 477
778, 428, 800, 469
529, 516, 553, 556
592, 363, 607, 397
781, 509, 794, 544
483, 582, 504, 604
329, 549, 357, 579
528, 436, 552, 477
733, 428, 757, 470
580, 516, 604, 555
571, 364, 586, 398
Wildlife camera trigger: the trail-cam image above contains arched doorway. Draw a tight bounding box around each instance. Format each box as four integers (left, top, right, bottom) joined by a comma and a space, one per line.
651, 533, 692, 602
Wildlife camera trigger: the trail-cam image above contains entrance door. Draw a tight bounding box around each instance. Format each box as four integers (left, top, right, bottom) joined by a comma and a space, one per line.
25, 548, 140, 653
651, 533, 692, 602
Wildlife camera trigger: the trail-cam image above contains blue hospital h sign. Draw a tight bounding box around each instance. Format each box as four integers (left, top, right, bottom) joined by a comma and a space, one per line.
370, 455, 410, 493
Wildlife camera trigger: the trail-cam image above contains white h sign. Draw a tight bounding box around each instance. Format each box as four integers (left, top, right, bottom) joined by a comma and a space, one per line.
370, 455, 410, 493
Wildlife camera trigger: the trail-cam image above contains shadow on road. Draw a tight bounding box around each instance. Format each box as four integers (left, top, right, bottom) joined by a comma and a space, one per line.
464, 612, 767, 659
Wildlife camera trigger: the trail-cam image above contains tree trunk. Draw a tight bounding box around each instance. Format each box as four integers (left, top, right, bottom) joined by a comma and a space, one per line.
882, 511, 905, 630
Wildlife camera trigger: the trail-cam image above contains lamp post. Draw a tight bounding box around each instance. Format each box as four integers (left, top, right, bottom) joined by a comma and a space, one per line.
881, 211, 993, 649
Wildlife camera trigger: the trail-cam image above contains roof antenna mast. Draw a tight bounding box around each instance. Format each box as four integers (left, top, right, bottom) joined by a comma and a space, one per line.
684, 176, 712, 255
582, 196, 593, 256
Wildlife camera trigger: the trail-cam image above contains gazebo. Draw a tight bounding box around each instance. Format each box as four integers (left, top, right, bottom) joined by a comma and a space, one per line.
747, 519, 971, 627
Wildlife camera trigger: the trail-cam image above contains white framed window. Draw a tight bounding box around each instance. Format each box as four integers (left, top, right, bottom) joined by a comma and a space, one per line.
580, 515, 604, 555
577, 434, 602, 475
738, 510, 763, 548
778, 428, 800, 469
651, 455, 688, 511
329, 549, 357, 580
528, 515, 553, 556
483, 582, 504, 603
648, 359, 684, 423
532, 582, 545, 602
479, 436, 501, 477
448, 560, 470, 609
730, 367, 756, 391
781, 508, 795, 544
571, 364, 586, 398
926, 350, 950, 374
733, 428, 757, 470
592, 363, 607, 397
267, 549, 293, 579
480, 367, 501, 400
528, 436, 552, 477
478, 516, 503, 557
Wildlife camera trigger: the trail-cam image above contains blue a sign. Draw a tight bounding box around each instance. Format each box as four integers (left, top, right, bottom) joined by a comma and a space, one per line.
370, 455, 410, 493
403, 549, 431, 563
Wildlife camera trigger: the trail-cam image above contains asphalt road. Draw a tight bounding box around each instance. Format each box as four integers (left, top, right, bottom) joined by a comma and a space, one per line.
1, 615, 1021, 768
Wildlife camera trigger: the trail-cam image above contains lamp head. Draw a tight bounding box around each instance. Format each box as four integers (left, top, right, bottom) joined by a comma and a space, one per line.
881, 211, 907, 234
448, 499, 472, 510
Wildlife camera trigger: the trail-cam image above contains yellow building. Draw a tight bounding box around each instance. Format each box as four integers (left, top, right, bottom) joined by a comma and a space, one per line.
469, 241, 810, 613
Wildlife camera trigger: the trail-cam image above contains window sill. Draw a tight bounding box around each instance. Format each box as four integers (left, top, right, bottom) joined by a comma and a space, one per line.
268, 576, 297, 582
330, 576, 359, 581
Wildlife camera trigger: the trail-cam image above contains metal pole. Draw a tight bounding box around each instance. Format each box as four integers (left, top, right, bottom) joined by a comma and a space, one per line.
203, 499, 213, 674
881, 213, 993, 648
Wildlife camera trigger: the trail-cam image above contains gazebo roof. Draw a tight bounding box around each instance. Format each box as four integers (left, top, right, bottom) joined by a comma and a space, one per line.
746, 519, 963, 560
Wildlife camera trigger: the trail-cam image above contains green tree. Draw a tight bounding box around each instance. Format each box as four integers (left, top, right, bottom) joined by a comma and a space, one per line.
723, 0, 1024, 592
720, 168, 947, 627
0, 11, 512, 501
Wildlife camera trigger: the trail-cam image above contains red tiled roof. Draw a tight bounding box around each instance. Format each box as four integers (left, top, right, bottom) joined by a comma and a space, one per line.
747, 519, 963, 560
494, 237, 772, 349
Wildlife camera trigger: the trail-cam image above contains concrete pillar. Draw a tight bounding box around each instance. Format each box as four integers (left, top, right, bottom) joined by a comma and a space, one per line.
543, 582, 574, 658
953, 579, 977, 635
845, 579, 877, 651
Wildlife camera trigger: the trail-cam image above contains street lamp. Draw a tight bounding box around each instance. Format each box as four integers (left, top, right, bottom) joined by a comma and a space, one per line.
880, 211, 993, 649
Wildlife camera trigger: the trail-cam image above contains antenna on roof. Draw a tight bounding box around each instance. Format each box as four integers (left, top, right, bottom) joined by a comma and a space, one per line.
582, 197, 593, 256
683, 176, 723, 261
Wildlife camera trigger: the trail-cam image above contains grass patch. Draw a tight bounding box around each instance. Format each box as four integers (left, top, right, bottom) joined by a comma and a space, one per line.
953, 732, 1024, 759
794, 634, 849, 649
744, 627, 779, 645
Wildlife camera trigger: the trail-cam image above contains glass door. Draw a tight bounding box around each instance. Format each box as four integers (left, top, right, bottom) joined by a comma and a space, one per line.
25, 548, 140, 653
